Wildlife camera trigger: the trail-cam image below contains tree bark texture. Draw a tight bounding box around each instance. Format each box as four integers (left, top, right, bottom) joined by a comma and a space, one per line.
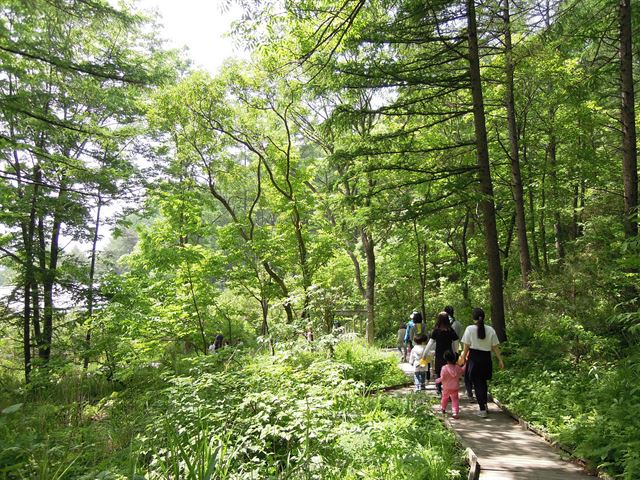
467, 0, 506, 341
619, 0, 638, 237
503, 0, 532, 288
362, 229, 376, 345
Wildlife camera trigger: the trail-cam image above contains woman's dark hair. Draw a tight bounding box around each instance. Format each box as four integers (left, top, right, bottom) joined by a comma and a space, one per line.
443, 350, 456, 364
412, 310, 423, 323
444, 305, 454, 317
435, 311, 451, 330
472, 307, 486, 339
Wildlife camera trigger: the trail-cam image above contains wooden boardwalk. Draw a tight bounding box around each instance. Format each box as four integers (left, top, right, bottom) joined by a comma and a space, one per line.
397, 361, 597, 480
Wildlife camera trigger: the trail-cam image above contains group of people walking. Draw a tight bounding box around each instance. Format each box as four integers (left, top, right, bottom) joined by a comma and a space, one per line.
397, 306, 504, 419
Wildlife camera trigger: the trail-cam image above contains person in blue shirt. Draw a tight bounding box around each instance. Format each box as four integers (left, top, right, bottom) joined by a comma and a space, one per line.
404, 310, 425, 357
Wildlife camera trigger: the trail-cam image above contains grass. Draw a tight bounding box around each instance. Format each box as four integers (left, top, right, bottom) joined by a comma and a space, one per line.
0, 340, 465, 479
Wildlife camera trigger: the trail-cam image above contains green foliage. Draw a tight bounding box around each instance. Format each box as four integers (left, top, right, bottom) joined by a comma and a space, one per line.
493, 310, 640, 479
333, 340, 409, 389
0, 341, 464, 479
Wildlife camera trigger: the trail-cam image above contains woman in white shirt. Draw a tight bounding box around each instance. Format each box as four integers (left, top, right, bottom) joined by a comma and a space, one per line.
459, 307, 505, 417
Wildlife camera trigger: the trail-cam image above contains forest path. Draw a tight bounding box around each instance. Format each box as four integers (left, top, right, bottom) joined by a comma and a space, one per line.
392, 360, 596, 480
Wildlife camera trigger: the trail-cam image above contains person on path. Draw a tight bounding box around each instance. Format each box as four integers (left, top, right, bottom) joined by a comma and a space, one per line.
445, 305, 471, 397
436, 350, 466, 419
305, 325, 314, 342
459, 307, 505, 418
426, 312, 459, 396
409, 334, 430, 391
208, 334, 224, 354
397, 322, 407, 362
404, 310, 424, 356
445, 305, 463, 353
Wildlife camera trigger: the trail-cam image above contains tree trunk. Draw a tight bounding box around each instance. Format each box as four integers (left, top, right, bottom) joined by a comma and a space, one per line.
36, 212, 47, 358
571, 183, 580, 240
262, 261, 294, 323
502, 212, 517, 283
548, 136, 565, 262
291, 206, 311, 319
578, 179, 586, 237
503, 0, 532, 288
362, 228, 375, 344
22, 178, 39, 381
413, 220, 428, 320
619, 0, 638, 237
347, 249, 366, 299
260, 298, 269, 336
524, 144, 541, 270
467, 0, 506, 341
461, 210, 470, 302
41, 186, 65, 362
84, 197, 102, 369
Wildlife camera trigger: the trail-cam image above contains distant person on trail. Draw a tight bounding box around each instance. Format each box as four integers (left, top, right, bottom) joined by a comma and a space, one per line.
436, 350, 466, 419
409, 334, 431, 391
404, 310, 425, 355
208, 334, 224, 354
459, 307, 505, 418
445, 305, 463, 353
425, 311, 459, 397
305, 325, 314, 342
397, 322, 407, 362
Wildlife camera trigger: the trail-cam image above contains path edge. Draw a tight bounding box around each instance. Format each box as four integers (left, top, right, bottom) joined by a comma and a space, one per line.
441, 415, 481, 480
490, 395, 614, 480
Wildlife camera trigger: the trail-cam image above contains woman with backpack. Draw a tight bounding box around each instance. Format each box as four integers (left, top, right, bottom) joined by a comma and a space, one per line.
426, 311, 459, 397
459, 307, 505, 418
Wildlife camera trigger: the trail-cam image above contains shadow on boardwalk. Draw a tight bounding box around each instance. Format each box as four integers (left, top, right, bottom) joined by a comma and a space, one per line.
396, 361, 597, 480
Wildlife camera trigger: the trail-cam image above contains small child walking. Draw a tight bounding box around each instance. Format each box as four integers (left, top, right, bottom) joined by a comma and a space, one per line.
436, 350, 465, 418
409, 335, 430, 391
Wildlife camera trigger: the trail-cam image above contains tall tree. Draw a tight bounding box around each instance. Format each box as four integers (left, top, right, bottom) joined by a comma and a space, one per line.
467, 0, 506, 340
503, 0, 532, 287
618, 0, 638, 238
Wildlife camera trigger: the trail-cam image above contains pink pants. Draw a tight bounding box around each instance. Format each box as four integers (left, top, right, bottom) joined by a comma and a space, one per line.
441, 389, 459, 414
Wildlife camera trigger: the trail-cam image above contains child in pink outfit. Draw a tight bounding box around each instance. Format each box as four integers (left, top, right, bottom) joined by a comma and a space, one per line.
436, 350, 465, 418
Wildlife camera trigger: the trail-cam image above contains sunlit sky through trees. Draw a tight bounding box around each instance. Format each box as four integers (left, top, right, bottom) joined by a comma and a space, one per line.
119, 0, 243, 73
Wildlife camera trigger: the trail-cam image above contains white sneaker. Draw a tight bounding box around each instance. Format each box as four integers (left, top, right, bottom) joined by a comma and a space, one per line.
476, 410, 487, 418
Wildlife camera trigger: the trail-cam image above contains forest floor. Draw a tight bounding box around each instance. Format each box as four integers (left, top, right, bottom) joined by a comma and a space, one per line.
392, 360, 596, 480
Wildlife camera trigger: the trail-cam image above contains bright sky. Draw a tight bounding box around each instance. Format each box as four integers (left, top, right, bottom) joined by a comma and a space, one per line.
133, 0, 244, 73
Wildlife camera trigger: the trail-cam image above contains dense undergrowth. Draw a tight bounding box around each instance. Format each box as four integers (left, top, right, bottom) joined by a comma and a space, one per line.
0, 340, 465, 479
492, 300, 640, 480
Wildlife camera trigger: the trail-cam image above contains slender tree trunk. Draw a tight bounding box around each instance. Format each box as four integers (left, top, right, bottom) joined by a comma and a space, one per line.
23, 282, 31, 383
548, 136, 565, 262
503, 212, 517, 283
260, 298, 269, 336
619, 0, 638, 237
22, 177, 40, 381
41, 186, 65, 362
413, 220, 428, 319
461, 210, 470, 302
291, 206, 311, 319
36, 212, 47, 358
578, 179, 586, 237
362, 229, 375, 344
467, 0, 506, 341
347, 249, 366, 299
571, 183, 580, 240
539, 155, 550, 273
84, 197, 102, 368
503, 0, 532, 288
262, 261, 294, 323
524, 145, 541, 270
